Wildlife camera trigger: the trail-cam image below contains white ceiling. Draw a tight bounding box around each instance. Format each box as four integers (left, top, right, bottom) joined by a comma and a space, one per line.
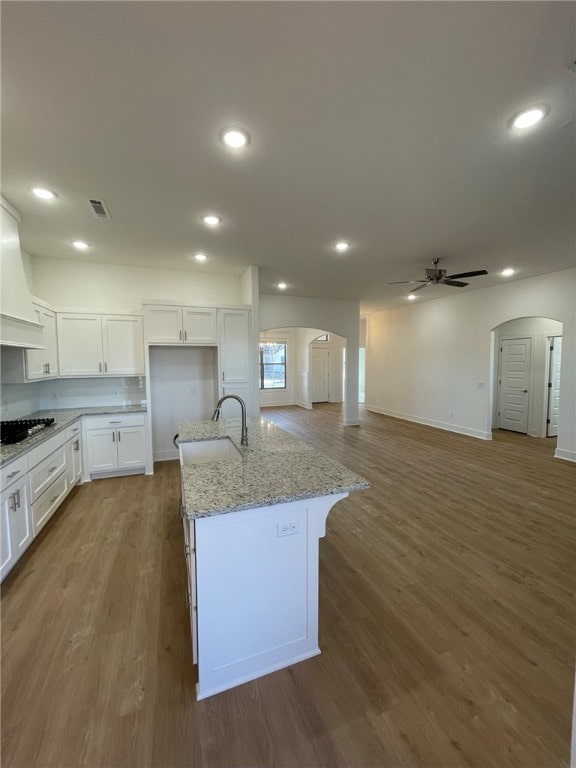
1, 2, 574, 312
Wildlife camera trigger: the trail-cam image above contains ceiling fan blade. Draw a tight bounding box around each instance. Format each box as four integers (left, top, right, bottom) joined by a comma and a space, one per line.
388, 280, 427, 285
446, 269, 488, 279
410, 283, 430, 293
443, 280, 468, 287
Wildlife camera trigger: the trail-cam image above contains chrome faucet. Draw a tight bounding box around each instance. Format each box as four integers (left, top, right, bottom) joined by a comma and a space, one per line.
211, 394, 248, 446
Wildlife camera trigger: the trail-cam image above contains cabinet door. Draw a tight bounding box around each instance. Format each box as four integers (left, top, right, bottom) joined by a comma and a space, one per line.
0, 477, 32, 581
0, 487, 15, 578
144, 306, 183, 344
57, 314, 104, 376
86, 429, 118, 472
221, 383, 250, 420
73, 438, 83, 483
220, 310, 251, 383
183, 308, 218, 344
43, 309, 59, 376
25, 305, 45, 380
116, 427, 146, 469
102, 315, 145, 375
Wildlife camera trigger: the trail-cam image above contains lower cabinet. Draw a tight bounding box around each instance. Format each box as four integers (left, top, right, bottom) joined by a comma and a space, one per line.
85, 414, 146, 476
31, 474, 68, 536
0, 472, 32, 581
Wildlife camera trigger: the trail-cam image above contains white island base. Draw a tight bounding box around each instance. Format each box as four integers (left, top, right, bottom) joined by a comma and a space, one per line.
184, 492, 347, 700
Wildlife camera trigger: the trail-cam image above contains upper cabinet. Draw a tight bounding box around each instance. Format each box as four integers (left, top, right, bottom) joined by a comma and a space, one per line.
219, 309, 251, 383
144, 305, 218, 345
57, 313, 144, 377
25, 304, 59, 380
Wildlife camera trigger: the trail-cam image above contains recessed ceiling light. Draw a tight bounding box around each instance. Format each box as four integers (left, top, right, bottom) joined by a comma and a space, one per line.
407, 294, 417, 301
72, 240, 89, 250
511, 106, 548, 130
201, 214, 222, 227
335, 241, 350, 253
32, 187, 57, 200
501, 268, 515, 277
277, 282, 287, 290
220, 127, 250, 148
194, 253, 207, 262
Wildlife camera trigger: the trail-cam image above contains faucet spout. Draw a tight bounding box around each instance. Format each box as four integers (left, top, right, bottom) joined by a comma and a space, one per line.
212, 395, 248, 446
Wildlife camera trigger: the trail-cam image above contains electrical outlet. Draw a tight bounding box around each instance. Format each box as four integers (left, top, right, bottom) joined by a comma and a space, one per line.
112, 388, 119, 397
277, 520, 299, 537
51, 392, 58, 400
190, 385, 197, 396
448, 410, 454, 418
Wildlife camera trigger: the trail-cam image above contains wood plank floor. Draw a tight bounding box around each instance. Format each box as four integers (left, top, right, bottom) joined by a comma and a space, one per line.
2, 404, 574, 768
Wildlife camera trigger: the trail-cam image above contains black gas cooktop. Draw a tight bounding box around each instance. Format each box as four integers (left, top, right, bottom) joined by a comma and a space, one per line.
0, 418, 55, 445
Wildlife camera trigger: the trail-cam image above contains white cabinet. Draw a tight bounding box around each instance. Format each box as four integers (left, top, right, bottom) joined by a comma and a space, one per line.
85, 413, 146, 476
144, 305, 218, 345
0, 456, 32, 581
26, 304, 58, 380
57, 313, 144, 376
28, 432, 69, 536
65, 421, 83, 488
219, 310, 250, 383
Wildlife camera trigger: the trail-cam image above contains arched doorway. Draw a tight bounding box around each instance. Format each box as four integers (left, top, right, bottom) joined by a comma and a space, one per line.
491, 316, 563, 437
259, 327, 346, 413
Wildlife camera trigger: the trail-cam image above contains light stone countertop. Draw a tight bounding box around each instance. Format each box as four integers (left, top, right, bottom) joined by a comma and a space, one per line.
0, 405, 147, 467
177, 417, 369, 519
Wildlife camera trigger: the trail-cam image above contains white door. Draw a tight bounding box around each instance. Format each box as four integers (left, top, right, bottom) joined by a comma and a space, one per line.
220, 310, 250, 382
497, 338, 532, 433
0, 486, 15, 578
58, 314, 104, 376
102, 315, 144, 375
145, 306, 183, 344
547, 336, 562, 437
310, 348, 330, 403
43, 309, 59, 376
117, 427, 146, 469
25, 305, 46, 379
183, 308, 218, 344
86, 429, 118, 472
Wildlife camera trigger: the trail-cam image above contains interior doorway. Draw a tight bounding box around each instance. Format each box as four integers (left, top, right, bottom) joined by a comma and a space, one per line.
491, 317, 563, 437
258, 327, 346, 412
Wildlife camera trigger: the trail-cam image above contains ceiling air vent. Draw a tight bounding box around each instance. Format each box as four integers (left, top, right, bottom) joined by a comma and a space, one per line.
86, 197, 111, 219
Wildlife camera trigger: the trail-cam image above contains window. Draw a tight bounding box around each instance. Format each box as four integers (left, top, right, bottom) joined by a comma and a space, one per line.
259, 342, 287, 389
315, 333, 329, 341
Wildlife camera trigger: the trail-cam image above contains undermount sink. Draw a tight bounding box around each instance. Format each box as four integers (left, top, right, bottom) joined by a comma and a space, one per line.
179, 438, 242, 465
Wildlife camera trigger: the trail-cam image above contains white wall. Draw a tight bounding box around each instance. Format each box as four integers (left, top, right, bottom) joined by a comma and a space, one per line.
32, 257, 244, 309
259, 294, 360, 425
493, 317, 563, 437
365, 269, 575, 460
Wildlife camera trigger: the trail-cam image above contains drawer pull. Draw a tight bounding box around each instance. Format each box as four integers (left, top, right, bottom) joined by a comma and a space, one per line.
109, 421, 121, 424
48, 465, 58, 473
7, 470, 20, 479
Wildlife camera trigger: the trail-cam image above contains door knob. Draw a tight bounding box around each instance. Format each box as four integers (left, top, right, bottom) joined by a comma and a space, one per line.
523, 389, 528, 393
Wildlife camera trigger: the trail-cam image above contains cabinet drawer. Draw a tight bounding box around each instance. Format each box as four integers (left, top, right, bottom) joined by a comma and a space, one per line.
65, 421, 82, 441
27, 431, 66, 470
1, 455, 29, 490
32, 474, 67, 535
84, 413, 145, 430
29, 447, 66, 503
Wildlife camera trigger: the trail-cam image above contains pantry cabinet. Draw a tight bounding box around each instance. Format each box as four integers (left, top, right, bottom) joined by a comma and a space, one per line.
144, 305, 218, 345
219, 310, 250, 383
84, 413, 147, 476
57, 314, 144, 377
26, 304, 59, 380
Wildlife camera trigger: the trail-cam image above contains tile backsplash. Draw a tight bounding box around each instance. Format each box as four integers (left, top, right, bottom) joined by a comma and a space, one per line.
1, 377, 147, 419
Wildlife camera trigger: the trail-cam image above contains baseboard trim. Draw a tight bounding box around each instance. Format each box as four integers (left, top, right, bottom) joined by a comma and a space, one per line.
554, 448, 576, 463
295, 401, 312, 410
365, 405, 492, 441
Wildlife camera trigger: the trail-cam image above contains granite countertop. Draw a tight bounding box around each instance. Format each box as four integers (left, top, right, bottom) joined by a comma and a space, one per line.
177, 417, 369, 519
0, 405, 147, 467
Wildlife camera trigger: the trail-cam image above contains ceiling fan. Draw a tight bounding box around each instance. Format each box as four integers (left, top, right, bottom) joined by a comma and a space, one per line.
389, 258, 488, 292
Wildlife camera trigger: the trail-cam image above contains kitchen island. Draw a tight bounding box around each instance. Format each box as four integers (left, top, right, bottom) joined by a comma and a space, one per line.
177, 416, 369, 700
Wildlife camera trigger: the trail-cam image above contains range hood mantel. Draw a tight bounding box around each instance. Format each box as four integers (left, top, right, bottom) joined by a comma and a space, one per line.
0, 197, 44, 349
